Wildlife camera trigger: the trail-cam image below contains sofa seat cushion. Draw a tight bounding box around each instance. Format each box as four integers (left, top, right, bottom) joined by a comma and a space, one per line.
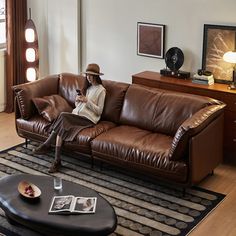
91, 125, 188, 183
17, 117, 116, 154
64, 121, 117, 154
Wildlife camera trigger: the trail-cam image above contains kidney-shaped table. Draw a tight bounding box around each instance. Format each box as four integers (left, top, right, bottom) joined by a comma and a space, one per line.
0, 174, 117, 236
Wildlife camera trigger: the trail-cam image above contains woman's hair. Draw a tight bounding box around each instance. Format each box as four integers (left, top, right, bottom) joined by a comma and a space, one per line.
81, 75, 103, 95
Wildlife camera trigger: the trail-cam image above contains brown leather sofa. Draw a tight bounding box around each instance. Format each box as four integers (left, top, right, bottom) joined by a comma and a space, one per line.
13, 73, 226, 187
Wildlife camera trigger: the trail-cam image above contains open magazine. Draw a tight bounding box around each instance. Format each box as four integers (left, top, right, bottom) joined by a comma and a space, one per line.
49, 195, 97, 214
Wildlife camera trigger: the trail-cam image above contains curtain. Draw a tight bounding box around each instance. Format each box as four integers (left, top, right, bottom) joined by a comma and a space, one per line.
5, 0, 27, 113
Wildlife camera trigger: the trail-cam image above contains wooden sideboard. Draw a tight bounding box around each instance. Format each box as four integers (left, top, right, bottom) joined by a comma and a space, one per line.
132, 71, 236, 164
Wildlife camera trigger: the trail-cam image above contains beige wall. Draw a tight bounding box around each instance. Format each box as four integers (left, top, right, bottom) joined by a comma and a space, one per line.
27, 0, 80, 77
27, 0, 49, 77
81, 0, 236, 83
27, 0, 236, 83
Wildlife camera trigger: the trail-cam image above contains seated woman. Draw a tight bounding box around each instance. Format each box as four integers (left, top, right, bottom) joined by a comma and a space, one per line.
33, 63, 106, 173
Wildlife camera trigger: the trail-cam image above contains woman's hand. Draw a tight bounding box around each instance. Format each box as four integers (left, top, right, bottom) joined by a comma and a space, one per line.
76, 95, 87, 103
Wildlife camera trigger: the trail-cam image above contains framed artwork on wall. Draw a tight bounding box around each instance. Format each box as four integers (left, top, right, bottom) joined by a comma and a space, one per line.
202, 24, 236, 83
137, 22, 165, 59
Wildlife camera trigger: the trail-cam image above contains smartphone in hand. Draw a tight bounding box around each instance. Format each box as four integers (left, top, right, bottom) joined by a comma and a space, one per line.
76, 89, 81, 95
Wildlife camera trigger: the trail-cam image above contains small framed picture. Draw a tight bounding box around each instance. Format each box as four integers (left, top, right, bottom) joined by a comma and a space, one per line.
202, 24, 236, 83
137, 22, 165, 59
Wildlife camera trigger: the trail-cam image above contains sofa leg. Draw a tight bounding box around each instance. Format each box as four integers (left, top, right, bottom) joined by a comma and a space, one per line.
211, 170, 214, 176
182, 188, 186, 197
100, 161, 104, 171
25, 139, 28, 148
91, 157, 94, 169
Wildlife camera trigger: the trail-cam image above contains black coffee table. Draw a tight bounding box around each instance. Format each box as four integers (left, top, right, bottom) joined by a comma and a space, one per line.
0, 174, 117, 236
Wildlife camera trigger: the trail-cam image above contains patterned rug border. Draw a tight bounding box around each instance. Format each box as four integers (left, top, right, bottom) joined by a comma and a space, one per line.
0, 142, 226, 236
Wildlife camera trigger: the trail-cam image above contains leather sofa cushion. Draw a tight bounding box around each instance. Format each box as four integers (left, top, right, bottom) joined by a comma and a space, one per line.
16, 116, 117, 154
32, 95, 73, 122
16, 116, 52, 139
13, 75, 59, 120
151, 92, 221, 136
120, 84, 222, 136
64, 121, 117, 154
119, 85, 163, 130
59, 76, 129, 123
58, 73, 86, 107
102, 80, 129, 123
91, 125, 188, 182
169, 104, 225, 161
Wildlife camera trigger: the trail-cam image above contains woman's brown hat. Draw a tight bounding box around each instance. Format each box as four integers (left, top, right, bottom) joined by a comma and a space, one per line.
83, 63, 104, 76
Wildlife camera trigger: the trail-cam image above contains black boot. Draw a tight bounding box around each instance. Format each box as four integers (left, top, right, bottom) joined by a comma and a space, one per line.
33, 131, 57, 154
48, 147, 62, 173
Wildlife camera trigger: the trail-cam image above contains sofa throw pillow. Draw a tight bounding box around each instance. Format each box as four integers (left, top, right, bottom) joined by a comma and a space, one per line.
32, 95, 72, 122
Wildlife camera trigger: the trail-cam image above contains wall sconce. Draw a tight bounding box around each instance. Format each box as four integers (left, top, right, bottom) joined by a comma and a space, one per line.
223, 51, 236, 90
24, 8, 39, 82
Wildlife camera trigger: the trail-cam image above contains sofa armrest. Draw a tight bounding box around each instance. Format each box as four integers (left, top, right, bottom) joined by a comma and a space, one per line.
12, 75, 59, 119
169, 104, 226, 161
189, 113, 224, 184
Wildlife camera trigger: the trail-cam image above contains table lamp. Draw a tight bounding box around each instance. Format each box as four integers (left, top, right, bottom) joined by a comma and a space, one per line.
223, 51, 236, 90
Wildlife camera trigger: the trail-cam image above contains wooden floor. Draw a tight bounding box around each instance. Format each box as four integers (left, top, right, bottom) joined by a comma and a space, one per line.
0, 112, 24, 150
0, 112, 236, 235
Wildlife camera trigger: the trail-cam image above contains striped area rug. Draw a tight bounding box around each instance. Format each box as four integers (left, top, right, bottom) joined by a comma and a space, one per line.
0, 142, 225, 236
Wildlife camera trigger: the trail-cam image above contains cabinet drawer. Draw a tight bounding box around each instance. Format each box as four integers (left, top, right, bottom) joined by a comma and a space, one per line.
224, 149, 236, 164
219, 93, 236, 111
224, 138, 236, 152
224, 126, 236, 150
224, 110, 236, 130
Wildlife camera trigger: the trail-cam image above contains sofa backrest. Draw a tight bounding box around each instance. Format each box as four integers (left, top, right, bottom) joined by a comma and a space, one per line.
102, 80, 130, 123
120, 84, 222, 136
59, 73, 86, 107
119, 84, 163, 130
58, 75, 129, 123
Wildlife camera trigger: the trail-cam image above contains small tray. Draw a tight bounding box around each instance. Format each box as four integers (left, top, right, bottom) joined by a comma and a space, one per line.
18, 181, 41, 199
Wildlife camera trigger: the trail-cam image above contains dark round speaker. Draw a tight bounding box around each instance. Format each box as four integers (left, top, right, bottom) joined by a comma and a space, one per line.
165, 47, 184, 71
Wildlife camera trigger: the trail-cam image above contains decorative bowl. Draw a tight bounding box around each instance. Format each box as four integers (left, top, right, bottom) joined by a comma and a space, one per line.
18, 181, 41, 199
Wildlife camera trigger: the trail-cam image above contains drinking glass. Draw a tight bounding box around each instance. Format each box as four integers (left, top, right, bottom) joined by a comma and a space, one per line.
53, 177, 62, 190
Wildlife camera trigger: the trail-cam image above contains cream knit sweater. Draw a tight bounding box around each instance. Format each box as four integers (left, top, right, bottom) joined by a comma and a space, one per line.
72, 84, 106, 124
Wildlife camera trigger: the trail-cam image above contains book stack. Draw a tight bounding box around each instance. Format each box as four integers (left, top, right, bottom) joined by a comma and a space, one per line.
192, 74, 214, 85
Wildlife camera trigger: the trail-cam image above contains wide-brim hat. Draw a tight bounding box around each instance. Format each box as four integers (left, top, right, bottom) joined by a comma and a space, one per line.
82, 63, 104, 76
